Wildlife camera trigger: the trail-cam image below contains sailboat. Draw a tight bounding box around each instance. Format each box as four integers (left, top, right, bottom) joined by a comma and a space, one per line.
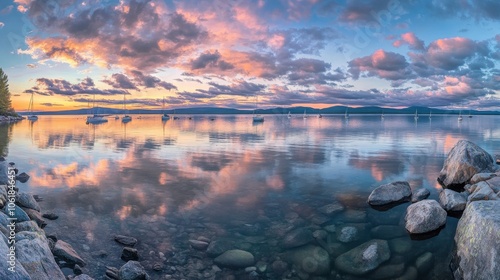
287, 111, 291, 118
468, 110, 473, 118
86, 94, 108, 124
173, 109, 180, 120
252, 96, 264, 122
381, 111, 384, 120
414, 110, 419, 121
122, 93, 132, 123
429, 111, 432, 119
318, 113, 322, 118
303, 110, 307, 119
344, 108, 349, 119
161, 97, 170, 121
27, 92, 38, 121
458, 110, 463, 121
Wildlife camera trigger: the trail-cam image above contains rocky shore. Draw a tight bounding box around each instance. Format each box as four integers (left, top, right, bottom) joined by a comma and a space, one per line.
1, 140, 498, 280
0, 115, 24, 124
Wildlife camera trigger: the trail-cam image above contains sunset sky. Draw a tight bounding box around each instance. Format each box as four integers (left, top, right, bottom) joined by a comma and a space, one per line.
0, 0, 499, 112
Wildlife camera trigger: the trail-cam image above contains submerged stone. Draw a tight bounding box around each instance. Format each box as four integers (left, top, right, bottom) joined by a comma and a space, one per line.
281, 227, 314, 249
367, 181, 412, 206
114, 235, 138, 247
284, 245, 331, 275
334, 239, 390, 275
214, 249, 255, 268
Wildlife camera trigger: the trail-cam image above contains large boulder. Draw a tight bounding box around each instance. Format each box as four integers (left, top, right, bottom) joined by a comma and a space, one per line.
0, 232, 31, 280
214, 249, 255, 268
334, 239, 390, 275
16, 233, 66, 280
1, 205, 30, 222
53, 240, 86, 266
439, 189, 466, 211
118, 261, 150, 280
438, 140, 495, 189
284, 245, 330, 275
367, 181, 411, 206
467, 182, 498, 202
405, 200, 446, 234
16, 193, 41, 212
454, 201, 500, 279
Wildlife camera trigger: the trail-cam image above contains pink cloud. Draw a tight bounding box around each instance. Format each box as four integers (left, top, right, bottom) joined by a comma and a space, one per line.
349, 49, 411, 80
393, 32, 425, 51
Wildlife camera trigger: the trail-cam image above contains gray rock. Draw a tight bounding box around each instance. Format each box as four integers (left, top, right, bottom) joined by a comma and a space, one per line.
42, 213, 58, 220
16, 193, 40, 212
114, 235, 137, 247
334, 239, 390, 275
0, 161, 9, 185
438, 140, 495, 188
367, 181, 412, 206
16, 172, 30, 183
313, 229, 328, 241
370, 262, 405, 279
206, 239, 233, 257
23, 208, 47, 228
284, 245, 331, 275
0, 185, 8, 209
318, 202, 344, 216
454, 201, 500, 280
370, 225, 406, 239
485, 176, 500, 193
281, 227, 314, 249
15, 221, 43, 234
337, 226, 358, 243
189, 239, 209, 250
411, 188, 430, 203
74, 264, 83, 275
389, 237, 412, 254
53, 240, 86, 266
415, 252, 433, 274
16, 233, 66, 280
121, 247, 139, 261
468, 182, 498, 202
0, 211, 9, 227
324, 224, 336, 233
439, 189, 466, 211
0, 232, 31, 280
73, 274, 94, 280
470, 173, 496, 184
405, 200, 446, 234
214, 249, 255, 268
1, 205, 30, 222
118, 261, 150, 280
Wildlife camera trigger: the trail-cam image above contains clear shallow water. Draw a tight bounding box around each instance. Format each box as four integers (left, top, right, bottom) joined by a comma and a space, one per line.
3, 114, 499, 279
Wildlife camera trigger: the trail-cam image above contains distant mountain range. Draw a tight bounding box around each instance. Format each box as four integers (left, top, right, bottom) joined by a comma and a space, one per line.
19, 106, 499, 115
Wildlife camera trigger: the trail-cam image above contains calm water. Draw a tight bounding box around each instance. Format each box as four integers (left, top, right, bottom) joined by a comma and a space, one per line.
4, 114, 500, 279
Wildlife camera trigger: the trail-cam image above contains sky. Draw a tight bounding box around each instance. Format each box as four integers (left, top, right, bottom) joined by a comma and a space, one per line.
0, 0, 499, 112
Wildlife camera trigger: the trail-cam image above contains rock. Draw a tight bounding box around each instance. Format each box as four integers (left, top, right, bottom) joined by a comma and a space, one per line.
389, 237, 412, 254
468, 182, 497, 202
318, 202, 344, 216
284, 245, 331, 275
370, 262, 405, 279
114, 235, 138, 247
214, 249, 255, 268
255, 261, 267, 273
334, 239, 390, 275
23, 208, 47, 228
337, 226, 358, 243
281, 227, 314, 249
237, 223, 263, 236
411, 188, 430, 203
367, 181, 412, 206
1, 205, 30, 222
370, 225, 406, 239
118, 261, 150, 280
15, 221, 43, 234
324, 224, 336, 233
16, 233, 66, 279
271, 260, 288, 274
454, 201, 500, 279
0, 162, 9, 185
438, 140, 495, 188
405, 200, 446, 234
16, 172, 30, 183
42, 213, 59, 220
74, 264, 83, 275
470, 173, 496, 184
415, 252, 433, 274
53, 240, 86, 266
189, 239, 209, 250
485, 176, 500, 193
73, 275, 94, 280
206, 239, 233, 257
121, 247, 139, 261
439, 189, 467, 211
0, 232, 31, 279
15, 193, 41, 212
106, 266, 119, 279
313, 229, 328, 240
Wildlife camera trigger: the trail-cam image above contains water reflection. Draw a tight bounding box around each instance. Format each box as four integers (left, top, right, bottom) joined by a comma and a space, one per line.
5, 114, 499, 279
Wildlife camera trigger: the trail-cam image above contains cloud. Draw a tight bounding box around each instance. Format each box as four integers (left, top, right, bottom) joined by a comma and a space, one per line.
428, 0, 500, 20
102, 73, 139, 90
26, 63, 37, 68
40, 102, 64, 107
190, 50, 234, 71
130, 71, 177, 90
349, 49, 411, 80
24, 77, 129, 96
102, 71, 178, 91
339, 0, 407, 24
0, 22, 4, 28
393, 32, 425, 51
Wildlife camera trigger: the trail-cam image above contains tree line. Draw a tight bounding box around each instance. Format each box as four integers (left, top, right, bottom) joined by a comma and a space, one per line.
0, 68, 17, 116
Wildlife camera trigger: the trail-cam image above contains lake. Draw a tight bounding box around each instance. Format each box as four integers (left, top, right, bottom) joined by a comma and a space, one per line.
3, 114, 498, 279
